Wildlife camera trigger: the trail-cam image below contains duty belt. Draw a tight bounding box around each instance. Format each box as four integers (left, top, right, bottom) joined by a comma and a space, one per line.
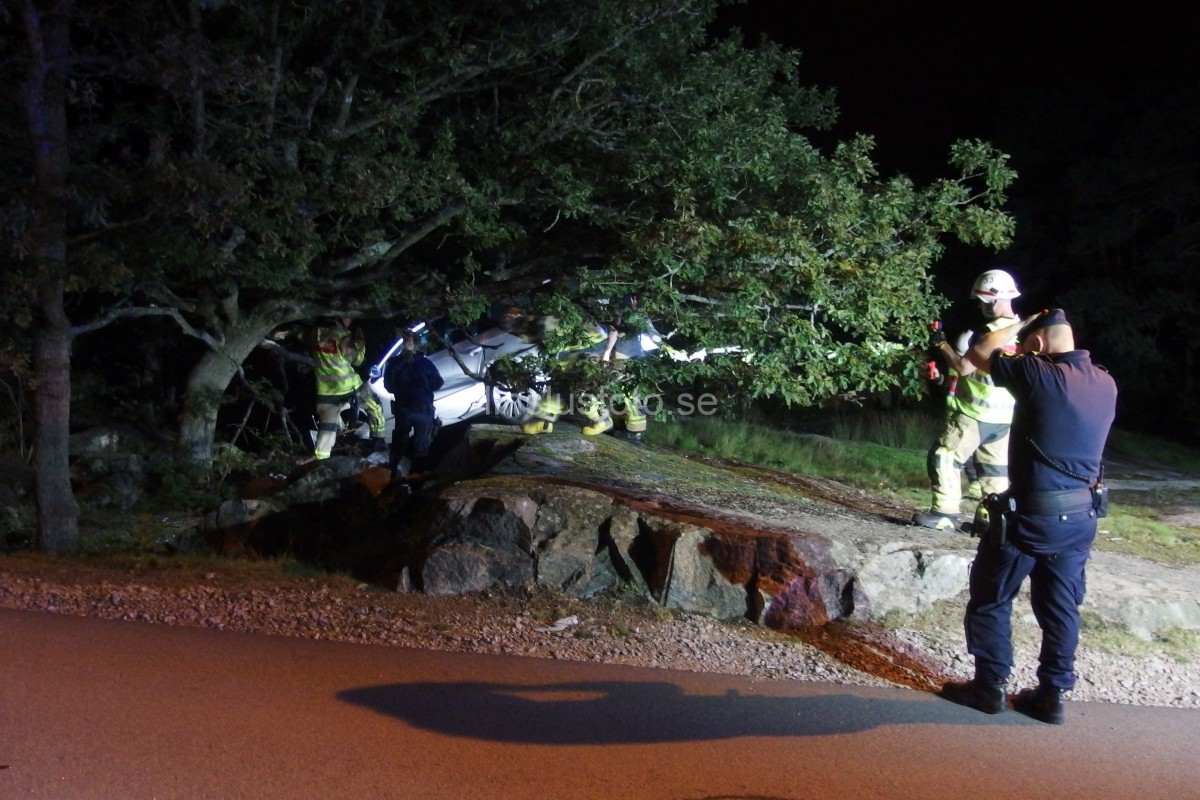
1013, 488, 1095, 515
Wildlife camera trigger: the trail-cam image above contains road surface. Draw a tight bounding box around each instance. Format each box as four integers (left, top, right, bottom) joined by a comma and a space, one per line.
2, 609, 1197, 799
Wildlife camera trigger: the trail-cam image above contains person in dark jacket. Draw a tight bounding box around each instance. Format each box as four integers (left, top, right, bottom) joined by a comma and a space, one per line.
383, 331, 445, 475
940, 308, 1117, 725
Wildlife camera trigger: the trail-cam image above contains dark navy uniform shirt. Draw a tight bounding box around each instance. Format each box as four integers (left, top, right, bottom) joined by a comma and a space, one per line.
988, 349, 1118, 497
989, 348, 1117, 553
384, 352, 445, 413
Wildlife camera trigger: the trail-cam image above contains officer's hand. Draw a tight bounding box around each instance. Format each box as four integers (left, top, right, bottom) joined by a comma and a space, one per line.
1021, 311, 1045, 329
930, 328, 947, 347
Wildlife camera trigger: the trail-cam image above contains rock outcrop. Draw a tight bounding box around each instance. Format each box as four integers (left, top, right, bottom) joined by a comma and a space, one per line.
414, 477, 866, 629
189, 424, 1200, 641
191, 424, 977, 635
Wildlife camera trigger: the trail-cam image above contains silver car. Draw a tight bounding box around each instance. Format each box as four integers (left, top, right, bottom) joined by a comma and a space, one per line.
366, 321, 674, 437
367, 324, 542, 434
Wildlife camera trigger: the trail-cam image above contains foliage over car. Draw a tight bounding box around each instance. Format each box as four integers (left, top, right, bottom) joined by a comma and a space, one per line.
3, 0, 1014, 551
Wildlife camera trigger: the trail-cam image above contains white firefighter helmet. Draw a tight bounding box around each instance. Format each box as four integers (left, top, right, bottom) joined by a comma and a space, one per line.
970, 269, 1021, 301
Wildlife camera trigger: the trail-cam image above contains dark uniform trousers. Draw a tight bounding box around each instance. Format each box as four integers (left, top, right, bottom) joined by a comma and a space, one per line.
965, 510, 1095, 691
391, 406, 437, 471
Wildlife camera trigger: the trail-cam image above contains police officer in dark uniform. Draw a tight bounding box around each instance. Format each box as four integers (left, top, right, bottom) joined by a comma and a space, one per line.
383, 330, 445, 476
940, 308, 1118, 725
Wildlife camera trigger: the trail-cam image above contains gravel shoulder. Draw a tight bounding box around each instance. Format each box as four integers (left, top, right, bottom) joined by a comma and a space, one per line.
2, 445, 1197, 711
2, 546, 1197, 710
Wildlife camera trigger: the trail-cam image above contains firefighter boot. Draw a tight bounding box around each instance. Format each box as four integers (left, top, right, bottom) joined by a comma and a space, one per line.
579, 394, 614, 435
522, 395, 562, 435
621, 394, 648, 443
912, 509, 961, 531
581, 412, 614, 436
521, 419, 554, 434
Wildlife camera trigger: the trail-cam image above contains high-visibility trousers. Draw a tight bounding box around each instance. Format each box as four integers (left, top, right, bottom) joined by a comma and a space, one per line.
927, 413, 1009, 514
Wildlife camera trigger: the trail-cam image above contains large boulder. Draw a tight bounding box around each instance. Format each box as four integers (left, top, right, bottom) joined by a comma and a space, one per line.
68, 426, 148, 511
410, 477, 869, 630
851, 543, 972, 617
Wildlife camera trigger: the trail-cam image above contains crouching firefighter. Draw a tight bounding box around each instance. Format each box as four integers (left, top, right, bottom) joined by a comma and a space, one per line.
521, 318, 613, 435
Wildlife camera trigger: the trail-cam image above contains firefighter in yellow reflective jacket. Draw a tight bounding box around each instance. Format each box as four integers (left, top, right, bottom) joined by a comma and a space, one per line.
591, 324, 651, 441
310, 318, 386, 460
520, 319, 611, 435
521, 300, 653, 441
913, 270, 1021, 530
926, 351, 983, 499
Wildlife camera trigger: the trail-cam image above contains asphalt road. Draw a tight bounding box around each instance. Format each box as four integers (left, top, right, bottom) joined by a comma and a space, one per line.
2, 609, 1198, 800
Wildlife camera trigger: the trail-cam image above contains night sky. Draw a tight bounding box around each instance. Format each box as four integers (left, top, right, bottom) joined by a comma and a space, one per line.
714, 1, 1199, 177
710, 0, 1200, 321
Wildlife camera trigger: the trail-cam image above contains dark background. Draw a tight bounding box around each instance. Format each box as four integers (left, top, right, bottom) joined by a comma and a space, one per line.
714, 2, 1198, 287
714, 1, 1197, 178
710, 2, 1200, 435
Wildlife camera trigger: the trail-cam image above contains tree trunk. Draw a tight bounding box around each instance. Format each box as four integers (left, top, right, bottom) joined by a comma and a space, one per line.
22, 1, 80, 553
176, 318, 291, 468
32, 281, 80, 554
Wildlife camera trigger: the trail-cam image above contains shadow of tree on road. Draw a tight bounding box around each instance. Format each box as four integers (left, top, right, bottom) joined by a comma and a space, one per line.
338, 679, 1034, 744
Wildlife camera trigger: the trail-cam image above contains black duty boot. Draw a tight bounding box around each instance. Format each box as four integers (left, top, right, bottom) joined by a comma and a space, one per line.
939, 678, 1008, 714
1013, 685, 1066, 724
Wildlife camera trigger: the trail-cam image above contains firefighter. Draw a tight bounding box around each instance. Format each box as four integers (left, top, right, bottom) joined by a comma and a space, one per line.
310, 317, 386, 460
594, 322, 653, 442
926, 333, 984, 497
520, 318, 611, 435
521, 296, 653, 439
913, 269, 1021, 530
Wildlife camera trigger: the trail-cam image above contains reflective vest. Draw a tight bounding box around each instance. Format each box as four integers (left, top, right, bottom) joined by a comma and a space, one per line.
313, 324, 365, 399
948, 317, 1018, 424
569, 324, 610, 351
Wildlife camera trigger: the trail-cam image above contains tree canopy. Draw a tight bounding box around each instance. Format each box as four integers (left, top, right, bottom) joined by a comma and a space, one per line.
2, 0, 1015, 551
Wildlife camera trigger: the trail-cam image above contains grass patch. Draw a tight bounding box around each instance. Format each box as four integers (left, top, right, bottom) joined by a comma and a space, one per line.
1080, 610, 1199, 662
647, 412, 928, 498
827, 408, 942, 451
1106, 429, 1200, 474
1096, 505, 1200, 565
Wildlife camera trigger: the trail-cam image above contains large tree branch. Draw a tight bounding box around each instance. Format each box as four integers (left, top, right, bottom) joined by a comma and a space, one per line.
69, 304, 217, 344
327, 200, 466, 275
330, 16, 584, 142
